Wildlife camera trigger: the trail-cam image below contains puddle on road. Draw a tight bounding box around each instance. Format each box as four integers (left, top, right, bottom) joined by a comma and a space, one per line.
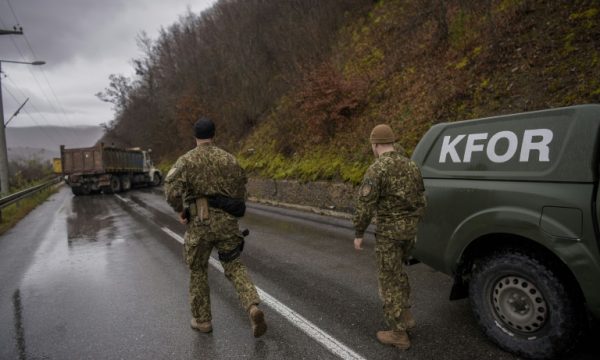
67, 195, 118, 246
11, 190, 180, 360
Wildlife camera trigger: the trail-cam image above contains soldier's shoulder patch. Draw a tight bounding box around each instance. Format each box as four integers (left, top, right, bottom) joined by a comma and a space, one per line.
360, 183, 372, 197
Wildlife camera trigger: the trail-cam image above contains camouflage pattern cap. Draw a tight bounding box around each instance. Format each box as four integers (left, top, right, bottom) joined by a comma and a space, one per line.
370, 124, 396, 144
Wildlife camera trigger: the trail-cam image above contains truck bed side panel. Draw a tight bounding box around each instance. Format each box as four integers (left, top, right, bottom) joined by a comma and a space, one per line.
61, 145, 144, 175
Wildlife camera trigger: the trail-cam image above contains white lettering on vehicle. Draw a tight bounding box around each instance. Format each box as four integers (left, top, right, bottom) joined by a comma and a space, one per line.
439, 134, 465, 163
519, 129, 553, 162
438, 129, 553, 164
487, 131, 518, 163
463, 133, 488, 162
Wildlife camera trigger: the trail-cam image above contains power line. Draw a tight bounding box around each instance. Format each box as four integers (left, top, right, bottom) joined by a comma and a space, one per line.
0, 16, 63, 119
0, 25, 78, 140
5, 0, 80, 132
2, 82, 52, 133
1, 82, 60, 144
3, 74, 68, 140
2, 75, 68, 141
0, 12, 75, 132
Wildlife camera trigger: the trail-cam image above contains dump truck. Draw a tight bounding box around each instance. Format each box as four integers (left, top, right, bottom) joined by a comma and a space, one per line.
60, 144, 162, 196
411, 104, 600, 359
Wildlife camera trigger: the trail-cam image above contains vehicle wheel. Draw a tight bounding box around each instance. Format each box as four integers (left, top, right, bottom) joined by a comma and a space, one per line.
469, 251, 583, 359
103, 177, 121, 194
80, 183, 91, 195
120, 175, 132, 192
71, 186, 82, 196
152, 173, 162, 187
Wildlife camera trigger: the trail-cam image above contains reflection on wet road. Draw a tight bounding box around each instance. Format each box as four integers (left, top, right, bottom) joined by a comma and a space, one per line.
12, 289, 26, 360
0, 187, 597, 360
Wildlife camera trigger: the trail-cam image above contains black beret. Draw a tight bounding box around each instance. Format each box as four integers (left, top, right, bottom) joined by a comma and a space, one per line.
194, 117, 215, 139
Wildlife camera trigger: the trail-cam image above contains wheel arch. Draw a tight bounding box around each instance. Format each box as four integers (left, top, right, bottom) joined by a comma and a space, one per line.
451, 233, 584, 305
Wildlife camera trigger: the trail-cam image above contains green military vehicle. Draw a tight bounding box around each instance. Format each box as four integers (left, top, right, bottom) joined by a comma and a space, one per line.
411, 104, 600, 359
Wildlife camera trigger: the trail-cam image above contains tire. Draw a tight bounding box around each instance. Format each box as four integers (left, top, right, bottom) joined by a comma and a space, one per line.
80, 183, 91, 195
469, 251, 583, 359
120, 175, 132, 192
151, 173, 162, 187
71, 184, 90, 196
102, 176, 121, 194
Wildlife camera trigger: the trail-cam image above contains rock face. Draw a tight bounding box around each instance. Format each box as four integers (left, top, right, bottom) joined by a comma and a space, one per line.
247, 178, 357, 213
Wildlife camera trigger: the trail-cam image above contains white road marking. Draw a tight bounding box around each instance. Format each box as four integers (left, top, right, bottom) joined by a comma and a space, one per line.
114, 194, 128, 203
160, 226, 366, 360
161, 226, 184, 244
114, 194, 153, 217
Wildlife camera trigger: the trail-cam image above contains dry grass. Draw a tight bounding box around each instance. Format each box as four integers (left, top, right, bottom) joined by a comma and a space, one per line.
241, 0, 600, 183
0, 186, 59, 235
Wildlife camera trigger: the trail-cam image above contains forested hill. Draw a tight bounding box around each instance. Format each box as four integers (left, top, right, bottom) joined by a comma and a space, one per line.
100, 0, 600, 184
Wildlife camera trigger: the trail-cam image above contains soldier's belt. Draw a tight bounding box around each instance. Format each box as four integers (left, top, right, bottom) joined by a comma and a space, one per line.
188, 195, 246, 218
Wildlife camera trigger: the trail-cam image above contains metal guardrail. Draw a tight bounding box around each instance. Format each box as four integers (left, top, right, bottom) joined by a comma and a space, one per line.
0, 177, 62, 210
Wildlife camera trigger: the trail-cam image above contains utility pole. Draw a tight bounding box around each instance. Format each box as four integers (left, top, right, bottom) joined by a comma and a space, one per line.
0, 26, 44, 195
0, 60, 7, 195
0, 60, 45, 195
0, 27, 22, 195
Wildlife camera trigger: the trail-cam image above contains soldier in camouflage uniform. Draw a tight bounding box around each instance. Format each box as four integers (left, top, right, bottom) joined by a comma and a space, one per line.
164, 117, 267, 338
353, 124, 426, 350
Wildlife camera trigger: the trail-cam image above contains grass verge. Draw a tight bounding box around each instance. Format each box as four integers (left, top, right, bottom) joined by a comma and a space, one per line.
0, 185, 60, 235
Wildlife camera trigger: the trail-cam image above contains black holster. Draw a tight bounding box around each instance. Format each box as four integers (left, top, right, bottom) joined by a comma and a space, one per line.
218, 240, 245, 263
217, 229, 250, 263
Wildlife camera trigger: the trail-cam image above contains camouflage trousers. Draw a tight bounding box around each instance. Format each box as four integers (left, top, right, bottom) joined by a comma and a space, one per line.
375, 234, 416, 332
185, 226, 260, 322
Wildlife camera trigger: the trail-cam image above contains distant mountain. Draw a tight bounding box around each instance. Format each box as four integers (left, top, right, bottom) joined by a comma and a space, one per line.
7, 147, 59, 162
6, 126, 104, 162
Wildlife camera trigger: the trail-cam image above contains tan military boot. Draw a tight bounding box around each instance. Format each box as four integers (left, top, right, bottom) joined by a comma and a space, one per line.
376, 330, 411, 350
190, 318, 213, 333
248, 305, 267, 338
401, 309, 416, 330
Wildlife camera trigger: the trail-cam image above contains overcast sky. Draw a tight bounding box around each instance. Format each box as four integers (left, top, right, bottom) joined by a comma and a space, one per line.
0, 0, 216, 129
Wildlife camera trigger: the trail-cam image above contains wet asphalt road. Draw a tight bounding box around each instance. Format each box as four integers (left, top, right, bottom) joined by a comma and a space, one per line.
0, 186, 597, 360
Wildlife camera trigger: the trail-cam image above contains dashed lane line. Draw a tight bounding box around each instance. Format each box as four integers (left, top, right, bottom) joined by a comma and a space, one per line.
159, 226, 367, 360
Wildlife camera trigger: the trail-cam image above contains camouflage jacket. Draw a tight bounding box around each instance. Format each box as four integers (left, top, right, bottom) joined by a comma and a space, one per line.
164, 143, 247, 214
353, 150, 427, 239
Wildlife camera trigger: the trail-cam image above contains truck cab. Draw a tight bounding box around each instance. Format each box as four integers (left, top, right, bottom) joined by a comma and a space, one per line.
411, 104, 600, 359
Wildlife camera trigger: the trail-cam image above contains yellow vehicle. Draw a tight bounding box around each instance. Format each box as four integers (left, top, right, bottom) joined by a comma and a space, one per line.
52, 158, 62, 174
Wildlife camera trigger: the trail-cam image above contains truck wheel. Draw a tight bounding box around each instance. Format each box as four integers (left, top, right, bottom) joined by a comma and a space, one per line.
120, 175, 131, 192
71, 184, 90, 196
103, 177, 121, 194
469, 251, 583, 359
152, 173, 162, 187
80, 184, 91, 195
